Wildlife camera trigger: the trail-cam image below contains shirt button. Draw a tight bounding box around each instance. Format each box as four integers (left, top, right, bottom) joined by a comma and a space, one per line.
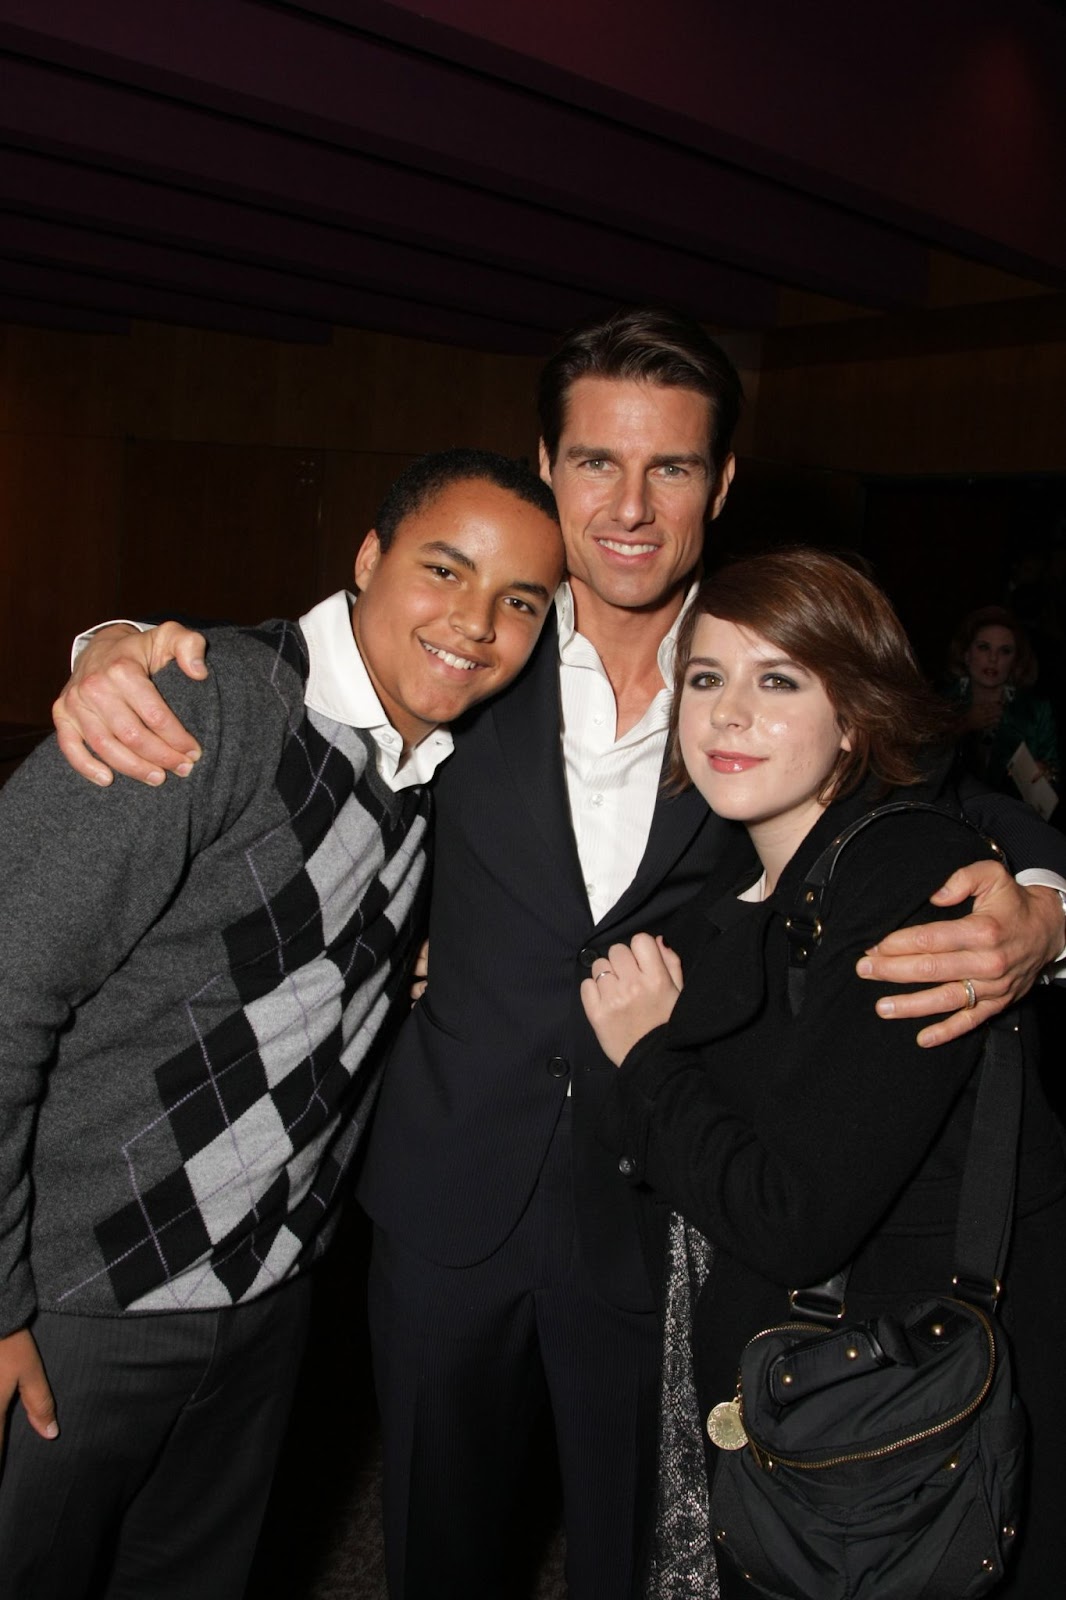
590, 793, 604, 807
547, 1056, 570, 1079
618, 1156, 636, 1177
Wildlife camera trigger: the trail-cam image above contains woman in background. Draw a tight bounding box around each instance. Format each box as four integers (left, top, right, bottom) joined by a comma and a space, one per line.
582, 549, 1066, 1598
946, 605, 1058, 798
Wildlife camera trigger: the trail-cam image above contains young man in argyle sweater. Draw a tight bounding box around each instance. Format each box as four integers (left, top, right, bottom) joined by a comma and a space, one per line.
0, 449, 563, 1600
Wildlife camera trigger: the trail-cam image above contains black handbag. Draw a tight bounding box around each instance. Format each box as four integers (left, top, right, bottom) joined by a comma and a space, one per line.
705, 804, 1028, 1600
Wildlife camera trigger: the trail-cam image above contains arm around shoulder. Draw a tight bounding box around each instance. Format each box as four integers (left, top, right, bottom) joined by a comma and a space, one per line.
54, 620, 209, 786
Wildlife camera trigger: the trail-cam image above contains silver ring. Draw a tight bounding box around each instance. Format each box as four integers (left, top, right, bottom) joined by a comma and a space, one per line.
962, 979, 977, 1010
594, 969, 613, 982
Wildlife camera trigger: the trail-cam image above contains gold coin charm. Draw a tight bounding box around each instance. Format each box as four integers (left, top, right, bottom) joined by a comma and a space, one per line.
707, 1397, 748, 1451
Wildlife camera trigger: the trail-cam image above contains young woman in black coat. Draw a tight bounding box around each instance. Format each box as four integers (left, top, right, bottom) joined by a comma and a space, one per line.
582, 548, 1066, 1599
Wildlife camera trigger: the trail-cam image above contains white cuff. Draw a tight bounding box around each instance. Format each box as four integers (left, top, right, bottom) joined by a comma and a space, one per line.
70, 619, 148, 671
1015, 869, 1066, 977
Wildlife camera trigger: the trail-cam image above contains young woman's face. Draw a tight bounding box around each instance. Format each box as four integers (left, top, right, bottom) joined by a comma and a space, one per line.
678, 614, 850, 848
963, 625, 1016, 690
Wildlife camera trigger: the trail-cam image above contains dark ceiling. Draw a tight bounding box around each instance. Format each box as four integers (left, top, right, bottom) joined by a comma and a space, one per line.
1, 0, 1064, 354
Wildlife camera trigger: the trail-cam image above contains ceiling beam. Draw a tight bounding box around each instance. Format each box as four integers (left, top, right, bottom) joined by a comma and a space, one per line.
0, 145, 776, 333
302, 0, 1066, 283
0, 3, 932, 307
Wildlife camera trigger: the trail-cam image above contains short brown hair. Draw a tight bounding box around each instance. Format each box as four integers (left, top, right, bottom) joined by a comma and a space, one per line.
948, 605, 1037, 689
537, 305, 742, 474
666, 547, 951, 800
374, 448, 558, 551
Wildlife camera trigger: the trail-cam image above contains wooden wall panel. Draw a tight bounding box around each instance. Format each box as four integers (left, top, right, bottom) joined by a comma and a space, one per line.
0, 323, 542, 454
317, 451, 420, 599
0, 432, 124, 722
356, 334, 540, 458
118, 441, 322, 626
271, 330, 378, 452
0, 324, 133, 439
754, 340, 1066, 477
165, 330, 287, 447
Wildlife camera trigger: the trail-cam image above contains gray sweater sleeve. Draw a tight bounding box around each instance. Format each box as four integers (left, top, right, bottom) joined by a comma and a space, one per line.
0, 663, 239, 1334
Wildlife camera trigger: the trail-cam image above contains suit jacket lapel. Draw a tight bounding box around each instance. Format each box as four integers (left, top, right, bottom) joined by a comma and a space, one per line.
488, 617, 588, 909
489, 612, 753, 938
600, 779, 712, 932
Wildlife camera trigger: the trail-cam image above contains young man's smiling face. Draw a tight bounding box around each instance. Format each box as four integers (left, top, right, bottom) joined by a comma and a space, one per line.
352, 478, 564, 750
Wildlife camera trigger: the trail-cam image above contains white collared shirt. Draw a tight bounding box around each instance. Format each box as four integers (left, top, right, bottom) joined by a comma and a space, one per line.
300, 592, 452, 792
555, 581, 695, 923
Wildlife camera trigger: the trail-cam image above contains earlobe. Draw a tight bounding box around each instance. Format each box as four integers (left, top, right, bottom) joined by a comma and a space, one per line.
353, 530, 381, 593
537, 440, 553, 489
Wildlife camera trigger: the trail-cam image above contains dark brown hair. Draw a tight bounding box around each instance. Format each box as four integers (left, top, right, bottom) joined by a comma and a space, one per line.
536, 305, 742, 474
948, 605, 1037, 689
666, 546, 951, 800
374, 448, 558, 552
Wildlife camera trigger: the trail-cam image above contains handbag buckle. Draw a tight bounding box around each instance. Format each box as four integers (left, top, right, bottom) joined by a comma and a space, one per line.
789, 1283, 846, 1324
951, 1274, 1001, 1315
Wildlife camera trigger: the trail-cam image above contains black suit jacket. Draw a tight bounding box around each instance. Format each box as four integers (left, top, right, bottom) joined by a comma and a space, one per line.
357, 615, 754, 1311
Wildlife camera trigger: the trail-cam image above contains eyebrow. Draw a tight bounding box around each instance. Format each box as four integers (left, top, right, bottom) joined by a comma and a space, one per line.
687, 654, 808, 673
648, 451, 709, 472
563, 444, 709, 472
420, 541, 552, 602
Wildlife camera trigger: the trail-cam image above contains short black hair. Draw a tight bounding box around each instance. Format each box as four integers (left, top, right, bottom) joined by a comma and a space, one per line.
537, 305, 743, 471
374, 449, 559, 551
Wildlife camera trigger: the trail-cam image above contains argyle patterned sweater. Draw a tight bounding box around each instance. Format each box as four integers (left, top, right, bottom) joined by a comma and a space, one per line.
0, 619, 430, 1332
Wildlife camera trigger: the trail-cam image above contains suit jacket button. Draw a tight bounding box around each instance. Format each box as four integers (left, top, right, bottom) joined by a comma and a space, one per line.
618, 1156, 636, 1177
578, 947, 599, 969
547, 1056, 570, 1078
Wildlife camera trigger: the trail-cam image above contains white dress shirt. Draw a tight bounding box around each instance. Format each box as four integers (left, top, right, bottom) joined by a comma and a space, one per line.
301, 592, 452, 791
556, 581, 694, 922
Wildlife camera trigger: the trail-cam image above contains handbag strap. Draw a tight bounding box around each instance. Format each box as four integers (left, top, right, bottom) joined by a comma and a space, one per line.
951, 1006, 1022, 1311
785, 801, 1005, 1014
785, 801, 1022, 1322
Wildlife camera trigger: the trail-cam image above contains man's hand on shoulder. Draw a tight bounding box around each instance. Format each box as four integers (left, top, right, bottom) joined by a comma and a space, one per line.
856, 859, 1064, 1047
53, 621, 208, 787
0, 1327, 57, 1450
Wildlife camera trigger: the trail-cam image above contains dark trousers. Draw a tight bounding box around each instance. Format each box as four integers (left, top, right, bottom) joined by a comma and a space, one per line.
0, 1277, 312, 1600
368, 1104, 661, 1600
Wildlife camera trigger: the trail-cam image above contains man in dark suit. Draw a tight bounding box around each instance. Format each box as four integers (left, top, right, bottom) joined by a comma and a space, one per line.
51, 308, 1066, 1599
357, 309, 747, 1599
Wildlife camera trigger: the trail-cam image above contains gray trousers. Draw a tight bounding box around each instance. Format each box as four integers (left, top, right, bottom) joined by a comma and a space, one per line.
0, 1277, 312, 1600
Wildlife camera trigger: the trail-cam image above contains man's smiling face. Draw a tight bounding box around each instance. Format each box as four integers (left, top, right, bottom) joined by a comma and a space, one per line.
540, 376, 734, 620
352, 478, 564, 750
